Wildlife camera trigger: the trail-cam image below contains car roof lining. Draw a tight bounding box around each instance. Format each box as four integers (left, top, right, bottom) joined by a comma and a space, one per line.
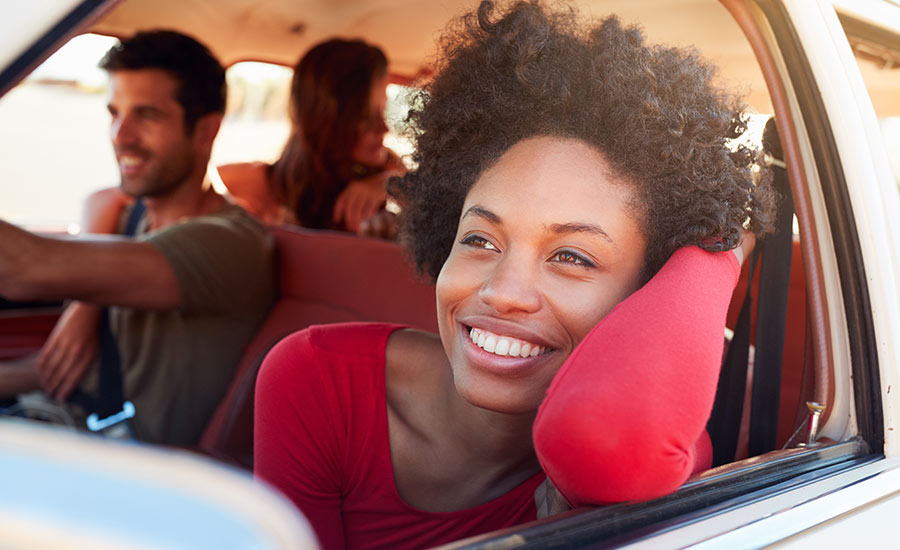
87, 0, 775, 112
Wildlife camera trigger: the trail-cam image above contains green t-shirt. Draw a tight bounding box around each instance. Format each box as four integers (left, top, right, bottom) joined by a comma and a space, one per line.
81, 204, 274, 446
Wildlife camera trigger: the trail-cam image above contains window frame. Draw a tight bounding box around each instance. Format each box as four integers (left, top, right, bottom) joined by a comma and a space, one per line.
435, 0, 892, 546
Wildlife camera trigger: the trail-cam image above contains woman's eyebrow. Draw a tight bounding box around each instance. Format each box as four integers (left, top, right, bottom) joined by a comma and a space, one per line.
549, 222, 613, 243
462, 205, 501, 224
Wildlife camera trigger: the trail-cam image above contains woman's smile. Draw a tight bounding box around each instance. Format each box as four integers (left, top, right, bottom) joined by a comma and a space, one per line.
455, 320, 559, 381
468, 326, 550, 358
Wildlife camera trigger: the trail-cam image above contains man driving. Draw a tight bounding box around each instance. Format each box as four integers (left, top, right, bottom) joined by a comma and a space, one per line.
0, 30, 274, 446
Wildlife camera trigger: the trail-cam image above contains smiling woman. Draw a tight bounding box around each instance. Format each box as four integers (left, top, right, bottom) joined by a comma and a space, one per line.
252, 1, 775, 548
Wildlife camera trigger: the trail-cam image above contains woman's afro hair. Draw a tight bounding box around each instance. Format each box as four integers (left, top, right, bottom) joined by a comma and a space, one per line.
390, 0, 776, 281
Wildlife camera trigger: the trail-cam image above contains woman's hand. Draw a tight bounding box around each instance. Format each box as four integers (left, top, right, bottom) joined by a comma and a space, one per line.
333, 172, 390, 232
357, 210, 399, 240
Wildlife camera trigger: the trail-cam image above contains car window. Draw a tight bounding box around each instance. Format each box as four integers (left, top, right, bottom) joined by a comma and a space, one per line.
0, 35, 414, 230
0, 34, 117, 232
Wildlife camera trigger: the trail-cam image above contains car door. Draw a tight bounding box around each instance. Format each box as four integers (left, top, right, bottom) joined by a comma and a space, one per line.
432, 0, 900, 548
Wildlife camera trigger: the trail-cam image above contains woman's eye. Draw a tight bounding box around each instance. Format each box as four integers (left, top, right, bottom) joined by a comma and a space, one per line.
551, 250, 595, 268
460, 234, 499, 251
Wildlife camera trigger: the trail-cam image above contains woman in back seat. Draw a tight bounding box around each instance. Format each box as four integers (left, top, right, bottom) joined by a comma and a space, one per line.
254, 1, 776, 549
218, 38, 404, 235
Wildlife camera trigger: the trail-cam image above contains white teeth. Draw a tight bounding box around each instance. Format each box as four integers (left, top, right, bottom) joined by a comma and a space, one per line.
508, 341, 521, 357
483, 334, 497, 353
467, 326, 547, 358
494, 338, 510, 356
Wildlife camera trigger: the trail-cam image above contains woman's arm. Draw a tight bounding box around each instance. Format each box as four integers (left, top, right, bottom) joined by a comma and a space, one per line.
215, 163, 292, 224
81, 187, 132, 234
533, 246, 741, 507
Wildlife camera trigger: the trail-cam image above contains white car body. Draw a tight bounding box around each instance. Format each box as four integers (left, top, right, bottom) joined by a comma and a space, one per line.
2, 0, 900, 548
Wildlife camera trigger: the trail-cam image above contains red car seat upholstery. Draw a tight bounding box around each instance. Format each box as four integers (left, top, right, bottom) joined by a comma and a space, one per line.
198, 226, 437, 469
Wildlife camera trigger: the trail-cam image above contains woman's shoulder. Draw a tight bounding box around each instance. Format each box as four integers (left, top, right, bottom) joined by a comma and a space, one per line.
82, 187, 133, 234
216, 162, 270, 197
266, 323, 404, 370
258, 322, 408, 398
217, 161, 269, 180
215, 162, 294, 223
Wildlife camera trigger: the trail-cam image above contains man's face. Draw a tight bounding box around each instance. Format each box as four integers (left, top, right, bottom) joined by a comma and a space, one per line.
106, 69, 197, 198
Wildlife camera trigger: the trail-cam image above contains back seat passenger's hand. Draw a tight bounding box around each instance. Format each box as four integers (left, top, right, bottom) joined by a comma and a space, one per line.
333, 172, 391, 232
357, 210, 398, 240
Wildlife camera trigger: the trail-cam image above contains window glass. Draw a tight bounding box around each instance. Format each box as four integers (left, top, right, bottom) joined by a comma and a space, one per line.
0, 35, 416, 230
213, 61, 292, 167
0, 34, 118, 231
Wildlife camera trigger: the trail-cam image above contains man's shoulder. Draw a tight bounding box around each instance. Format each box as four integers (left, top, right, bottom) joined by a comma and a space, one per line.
151, 204, 271, 248
140, 202, 274, 313
191, 203, 265, 229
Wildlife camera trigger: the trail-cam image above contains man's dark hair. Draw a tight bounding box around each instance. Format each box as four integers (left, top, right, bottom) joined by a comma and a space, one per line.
99, 30, 227, 131
390, 0, 776, 281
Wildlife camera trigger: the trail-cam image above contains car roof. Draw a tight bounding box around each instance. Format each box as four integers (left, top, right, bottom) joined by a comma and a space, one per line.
89, 0, 775, 110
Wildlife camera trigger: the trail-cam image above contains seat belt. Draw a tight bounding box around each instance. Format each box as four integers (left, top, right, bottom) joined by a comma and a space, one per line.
747, 161, 794, 456
707, 248, 760, 466
707, 156, 794, 465
75, 198, 145, 437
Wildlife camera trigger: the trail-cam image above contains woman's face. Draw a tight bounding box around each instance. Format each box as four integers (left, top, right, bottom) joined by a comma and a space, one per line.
350, 74, 389, 167
436, 136, 648, 414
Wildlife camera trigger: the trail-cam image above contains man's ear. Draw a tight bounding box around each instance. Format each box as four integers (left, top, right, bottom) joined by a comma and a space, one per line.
192, 112, 223, 152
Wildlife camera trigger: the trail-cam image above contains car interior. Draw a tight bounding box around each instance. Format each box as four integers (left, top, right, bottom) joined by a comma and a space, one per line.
1, 0, 898, 547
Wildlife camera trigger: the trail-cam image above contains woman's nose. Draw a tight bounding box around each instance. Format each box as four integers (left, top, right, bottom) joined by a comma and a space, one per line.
478, 254, 541, 314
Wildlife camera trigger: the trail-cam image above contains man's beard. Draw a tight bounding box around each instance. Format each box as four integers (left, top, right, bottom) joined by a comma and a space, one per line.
117, 146, 195, 199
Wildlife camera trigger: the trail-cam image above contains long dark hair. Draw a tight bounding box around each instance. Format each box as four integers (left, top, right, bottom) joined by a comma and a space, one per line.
269, 38, 388, 229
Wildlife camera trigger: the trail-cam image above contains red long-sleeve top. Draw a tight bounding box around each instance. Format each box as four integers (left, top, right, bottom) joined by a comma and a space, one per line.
254, 246, 739, 549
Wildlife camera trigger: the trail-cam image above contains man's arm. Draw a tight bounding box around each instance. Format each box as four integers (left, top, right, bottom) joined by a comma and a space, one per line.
32, 187, 132, 400
0, 219, 180, 310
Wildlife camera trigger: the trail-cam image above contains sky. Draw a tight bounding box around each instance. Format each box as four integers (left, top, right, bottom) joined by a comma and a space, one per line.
29, 34, 117, 87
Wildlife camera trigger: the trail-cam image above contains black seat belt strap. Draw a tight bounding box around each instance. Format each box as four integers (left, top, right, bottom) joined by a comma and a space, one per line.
707, 247, 760, 466
747, 163, 794, 456
85, 198, 145, 434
